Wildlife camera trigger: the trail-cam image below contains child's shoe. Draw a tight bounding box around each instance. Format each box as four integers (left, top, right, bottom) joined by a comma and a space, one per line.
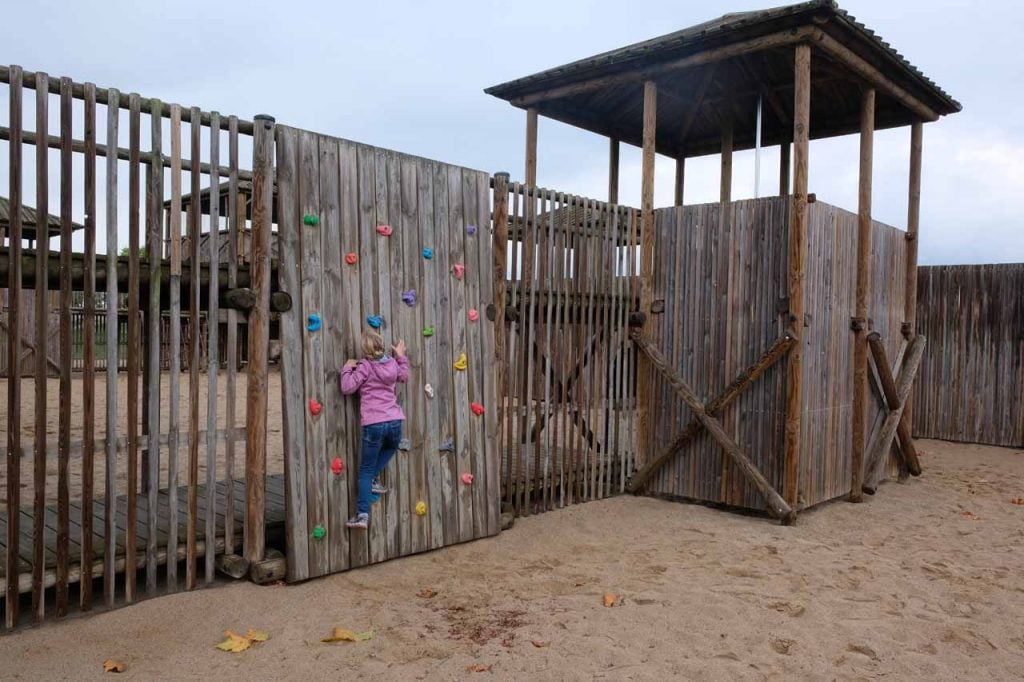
345, 513, 369, 529
371, 479, 389, 495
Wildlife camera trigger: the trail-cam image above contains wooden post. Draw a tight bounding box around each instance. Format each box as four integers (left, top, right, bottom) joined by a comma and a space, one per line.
779, 141, 790, 195
608, 138, 619, 204
492, 172, 510, 501
903, 122, 923, 433
866, 331, 922, 476
636, 80, 657, 468
850, 88, 875, 503
245, 114, 274, 565
783, 45, 810, 508
525, 107, 538, 186
674, 157, 684, 207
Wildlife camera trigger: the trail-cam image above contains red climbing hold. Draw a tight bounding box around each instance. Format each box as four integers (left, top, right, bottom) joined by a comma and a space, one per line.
331, 457, 344, 475
461, 472, 474, 485
470, 402, 485, 416
468, 308, 479, 322
453, 263, 465, 279
309, 398, 322, 416
376, 224, 393, 237
345, 252, 358, 265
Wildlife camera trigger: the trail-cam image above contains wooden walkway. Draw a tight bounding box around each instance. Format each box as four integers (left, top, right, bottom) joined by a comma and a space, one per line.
0, 474, 286, 595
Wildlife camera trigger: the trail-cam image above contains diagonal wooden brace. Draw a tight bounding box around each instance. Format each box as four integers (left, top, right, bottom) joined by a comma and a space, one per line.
630, 329, 797, 525
863, 335, 926, 494
866, 332, 921, 476
626, 332, 797, 494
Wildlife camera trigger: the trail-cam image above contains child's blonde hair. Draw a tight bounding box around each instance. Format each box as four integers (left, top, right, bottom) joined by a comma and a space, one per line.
361, 330, 386, 360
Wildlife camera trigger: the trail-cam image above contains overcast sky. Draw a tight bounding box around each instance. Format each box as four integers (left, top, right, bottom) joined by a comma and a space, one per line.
3, 0, 1022, 264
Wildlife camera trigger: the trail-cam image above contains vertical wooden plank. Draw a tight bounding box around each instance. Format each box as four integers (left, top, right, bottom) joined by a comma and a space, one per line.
103, 87, 120, 608
224, 115, 240, 555
850, 88, 875, 503
502, 186, 520, 510
515, 185, 536, 514
186, 107, 202, 589
205, 113, 221, 584
274, 124, 309, 579
31, 72, 50, 622
164, 103, 181, 591
636, 80, 657, 471
145, 99, 163, 594
903, 122, 923, 433
490, 174, 508, 527
779, 142, 791, 196
608, 139, 619, 205
464, 171, 488, 531
125, 93, 141, 604
80, 80, 97, 614
56, 76, 74, 617
718, 122, 734, 502
525, 108, 538, 186
674, 157, 685, 207
784, 45, 810, 508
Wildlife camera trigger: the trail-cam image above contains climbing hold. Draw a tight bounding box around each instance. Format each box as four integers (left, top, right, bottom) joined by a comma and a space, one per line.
303, 214, 320, 226
439, 438, 455, 453
468, 308, 479, 322
376, 224, 393, 237
422, 247, 433, 260
415, 501, 427, 516
461, 472, 474, 485
309, 398, 322, 416
452, 263, 465, 280
422, 326, 435, 337
453, 352, 467, 371
345, 252, 358, 265
312, 525, 326, 539
466, 224, 477, 235
470, 402, 485, 416
398, 438, 412, 451
307, 313, 322, 332
367, 315, 383, 329
331, 457, 344, 476
402, 289, 417, 307
424, 383, 434, 398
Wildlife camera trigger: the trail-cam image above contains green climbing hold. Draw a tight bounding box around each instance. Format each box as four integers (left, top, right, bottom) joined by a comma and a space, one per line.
303, 214, 320, 226
423, 326, 435, 337
312, 525, 326, 540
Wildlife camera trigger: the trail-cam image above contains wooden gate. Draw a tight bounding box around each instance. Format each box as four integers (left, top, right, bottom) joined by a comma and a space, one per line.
274, 127, 500, 582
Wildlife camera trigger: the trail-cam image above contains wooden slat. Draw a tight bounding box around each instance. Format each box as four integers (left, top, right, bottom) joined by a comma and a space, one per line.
164, 103, 181, 591
420, 160, 444, 547
205, 113, 221, 585
56, 75, 73, 617
145, 100, 163, 594
125, 92, 141, 604
636, 80, 657, 472
432, 158, 457, 544
103, 86, 120, 608
224, 115, 240, 555
80, 80, 97, 614
186, 107, 201, 589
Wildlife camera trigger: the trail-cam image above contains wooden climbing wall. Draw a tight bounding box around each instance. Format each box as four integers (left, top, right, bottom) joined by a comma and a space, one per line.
275, 126, 500, 582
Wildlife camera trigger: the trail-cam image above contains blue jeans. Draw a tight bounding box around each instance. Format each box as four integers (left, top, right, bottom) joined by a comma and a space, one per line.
356, 420, 403, 515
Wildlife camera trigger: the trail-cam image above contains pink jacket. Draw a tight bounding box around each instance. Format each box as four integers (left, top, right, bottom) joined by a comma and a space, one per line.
339, 356, 410, 426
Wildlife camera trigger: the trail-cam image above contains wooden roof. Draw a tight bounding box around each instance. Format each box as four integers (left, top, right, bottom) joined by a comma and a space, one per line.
0, 196, 85, 240
485, 1, 961, 158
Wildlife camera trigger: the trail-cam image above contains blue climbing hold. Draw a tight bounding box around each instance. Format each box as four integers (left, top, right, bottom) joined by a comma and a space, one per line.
423, 247, 433, 260
307, 314, 322, 332
439, 438, 455, 453
402, 289, 417, 307
367, 315, 383, 329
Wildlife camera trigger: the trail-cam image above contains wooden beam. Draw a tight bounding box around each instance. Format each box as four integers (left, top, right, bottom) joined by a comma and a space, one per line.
510, 27, 815, 108
808, 29, 939, 122
525, 108, 538, 186
720, 123, 733, 205
903, 122, 923, 433
867, 331, 922, 476
608, 138, 620, 204
630, 330, 796, 524
779, 141, 790, 195
627, 333, 796, 493
783, 44, 811, 508
636, 80, 658, 470
492, 172, 510, 480
850, 87, 875, 503
674, 158, 684, 207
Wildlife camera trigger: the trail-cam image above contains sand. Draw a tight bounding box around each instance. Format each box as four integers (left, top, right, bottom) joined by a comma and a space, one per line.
1, 438, 1022, 680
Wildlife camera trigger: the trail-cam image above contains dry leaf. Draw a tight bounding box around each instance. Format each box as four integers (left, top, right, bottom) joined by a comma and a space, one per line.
466, 663, 491, 673
530, 639, 550, 648
603, 593, 617, 608
1011, 498, 1024, 506
102, 659, 126, 673
322, 627, 374, 643
417, 588, 438, 598
215, 629, 269, 653
246, 629, 269, 642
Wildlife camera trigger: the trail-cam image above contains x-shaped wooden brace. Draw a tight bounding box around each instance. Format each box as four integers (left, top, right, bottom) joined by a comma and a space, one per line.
862, 332, 926, 495
629, 328, 797, 525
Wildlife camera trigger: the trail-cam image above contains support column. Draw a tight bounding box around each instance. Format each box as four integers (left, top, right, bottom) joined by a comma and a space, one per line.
850, 88, 875, 503
525, 107, 538, 186
608, 138, 620, 204
636, 80, 657, 468
674, 157, 685, 207
718, 119, 734, 501
783, 44, 810, 508
779, 141, 791, 195
903, 122, 923, 431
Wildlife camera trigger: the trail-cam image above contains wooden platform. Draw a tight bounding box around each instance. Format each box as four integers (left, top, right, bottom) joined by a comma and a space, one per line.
0, 474, 286, 595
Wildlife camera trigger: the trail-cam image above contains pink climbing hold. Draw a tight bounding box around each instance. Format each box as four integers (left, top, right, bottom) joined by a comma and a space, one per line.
345, 252, 358, 265
309, 398, 322, 416
468, 308, 479, 322
376, 224, 393, 237
453, 263, 465, 280
470, 402, 485, 416
461, 472, 474, 485
331, 458, 344, 475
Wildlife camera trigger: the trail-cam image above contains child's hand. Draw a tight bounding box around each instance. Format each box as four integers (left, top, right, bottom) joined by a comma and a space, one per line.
393, 339, 407, 358
344, 359, 358, 369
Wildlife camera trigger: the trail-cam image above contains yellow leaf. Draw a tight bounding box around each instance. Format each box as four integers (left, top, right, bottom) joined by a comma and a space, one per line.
102, 659, 126, 673
603, 593, 617, 608
216, 631, 253, 653
246, 629, 269, 643
321, 627, 374, 643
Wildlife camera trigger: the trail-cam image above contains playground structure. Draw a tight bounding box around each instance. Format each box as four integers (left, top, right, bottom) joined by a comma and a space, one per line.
0, 0, 972, 629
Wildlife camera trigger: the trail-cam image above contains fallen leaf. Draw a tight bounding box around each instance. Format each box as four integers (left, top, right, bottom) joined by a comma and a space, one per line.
246, 629, 269, 642
216, 630, 267, 653
417, 588, 438, 598
322, 627, 374, 643
102, 660, 126, 673
1011, 498, 1024, 506
603, 593, 617, 608
531, 639, 550, 648
466, 663, 492, 673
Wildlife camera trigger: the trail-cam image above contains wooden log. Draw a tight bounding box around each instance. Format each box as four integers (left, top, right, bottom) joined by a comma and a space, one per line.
492, 171, 510, 512
636, 80, 657, 470
145, 99, 163, 594
867, 332, 922, 476
718, 120, 734, 502
80, 80, 97, 614
903, 122, 923, 435
525, 108, 538, 186
249, 548, 286, 585
244, 115, 274, 564
215, 553, 250, 579
124, 93, 142, 604
165, 102, 181, 593
630, 330, 796, 524
783, 44, 811, 508
56, 75, 73, 618
205, 112, 221, 585
224, 117, 240, 556
626, 333, 796, 493
224, 287, 257, 311
186, 107, 202, 590
779, 141, 790, 195
31, 72, 49, 622
863, 336, 927, 493
103, 87, 121, 608
608, 139, 619, 204
850, 88, 875, 503
674, 158, 684, 207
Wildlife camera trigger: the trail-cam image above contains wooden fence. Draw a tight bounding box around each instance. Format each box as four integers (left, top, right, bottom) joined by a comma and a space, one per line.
913, 263, 1024, 447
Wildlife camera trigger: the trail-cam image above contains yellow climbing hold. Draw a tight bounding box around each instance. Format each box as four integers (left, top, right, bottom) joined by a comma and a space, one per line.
415, 501, 427, 516
453, 352, 467, 371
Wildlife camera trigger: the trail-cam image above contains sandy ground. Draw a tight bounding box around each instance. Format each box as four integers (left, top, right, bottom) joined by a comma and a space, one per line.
0, 438, 1022, 680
